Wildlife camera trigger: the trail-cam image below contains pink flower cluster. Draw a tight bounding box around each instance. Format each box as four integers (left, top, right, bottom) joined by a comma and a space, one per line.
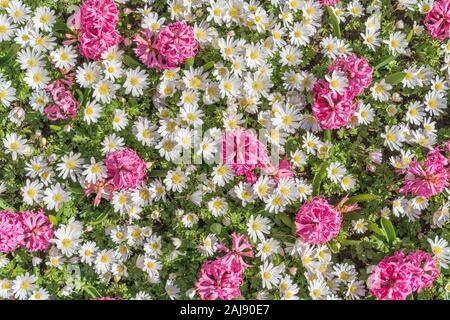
312, 54, 373, 129
0, 209, 53, 253
425, 0, 450, 40
222, 128, 274, 184
78, 0, 121, 61
195, 233, 253, 300
134, 21, 198, 70
44, 80, 80, 121
369, 250, 440, 300
104, 148, 147, 191
399, 145, 449, 198
295, 197, 343, 245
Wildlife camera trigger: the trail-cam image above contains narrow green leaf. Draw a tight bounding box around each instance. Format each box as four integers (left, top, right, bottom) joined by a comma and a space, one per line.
123, 55, 142, 68
0, 44, 19, 66
374, 55, 396, 71
327, 7, 341, 38
385, 72, 406, 85
278, 213, 294, 229
406, 29, 414, 43
49, 125, 61, 131
336, 235, 360, 246
83, 285, 101, 299
312, 161, 328, 196
49, 214, 58, 226
148, 170, 168, 177
324, 130, 332, 141
202, 61, 215, 71
185, 57, 195, 69
346, 194, 381, 205
368, 221, 385, 236
0, 198, 15, 211
380, 217, 396, 245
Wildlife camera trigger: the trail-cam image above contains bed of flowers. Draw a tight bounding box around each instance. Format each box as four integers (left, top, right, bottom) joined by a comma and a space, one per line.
0, 0, 449, 301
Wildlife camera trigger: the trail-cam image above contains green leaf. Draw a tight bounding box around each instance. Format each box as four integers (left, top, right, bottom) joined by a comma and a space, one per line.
385, 72, 406, 85
327, 7, 341, 38
406, 29, 414, 43
123, 55, 142, 68
185, 57, 195, 69
336, 235, 360, 246
0, 44, 19, 67
0, 198, 15, 211
324, 130, 332, 141
380, 217, 396, 245
49, 125, 61, 131
327, 240, 341, 254
49, 214, 58, 226
312, 161, 328, 196
346, 194, 381, 205
210, 223, 222, 235
148, 170, 168, 177
374, 55, 396, 71
90, 211, 108, 226
83, 285, 101, 299
202, 61, 215, 71
278, 213, 294, 229
368, 221, 385, 236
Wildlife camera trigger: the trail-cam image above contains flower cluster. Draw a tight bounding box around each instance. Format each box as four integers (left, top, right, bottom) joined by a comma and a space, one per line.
312, 54, 372, 129
369, 250, 440, 300
0, 209, 53, 253
77, 0, 121, 61
295, 197, 343, 245
44, 79, 80, 121
104, 148, 147, 191
399, 144, 449, 198
196, 233, 253, 300
134, 21, 197, 70
425, 0, 450, 40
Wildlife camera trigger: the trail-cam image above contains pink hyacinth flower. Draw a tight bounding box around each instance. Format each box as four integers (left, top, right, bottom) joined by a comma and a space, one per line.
311, 80, 357, 130
295, 197, 343, 245
0, 210, 25, 253
20, 209, 54, 252
195, 259, 243, 300
104, 148, 147, 191
425, 0, 450, 40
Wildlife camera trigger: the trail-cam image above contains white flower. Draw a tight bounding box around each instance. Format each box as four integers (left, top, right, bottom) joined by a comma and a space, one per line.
112, 109, 128, 131
3, 132, 27, 161
0, 14, 15, 42
32, 7, 56, 32
164, 168, 188, 192
21, 179, 43, 205
260, 261, 284, 290
247, 214, 271, 242
325, 70, 348, 94
384, 31, 408, 55
43, 183, 71, 212
12, 273, 37, 300
124, 67, 149, 97
51, 46, 77, 70
83, 101, 102, 124
93, 79, 119, 104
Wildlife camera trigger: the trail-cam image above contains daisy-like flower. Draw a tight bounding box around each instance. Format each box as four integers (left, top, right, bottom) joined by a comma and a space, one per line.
6, 1, 30, 24
83, 101, 102, 124
24, 67, 50, 90
371, 79, 392, 101
21, 179, 43, 205
247, 214, 271, 242
124, 67, 149, 97
260, 261, 284, 290
93, 79, 119, 104
384, 31, 408, 55
56, 152, 84, 182
0, 75, 16, 107
43, 183, 71, 212
381, 125, 404, 151
256, 238, 281, 261
76, 62, 101, 88
308, 278, 329, 300
352, 218, 368, 234
82, 157, 107, 184
12, 273, 37, 300
208, 197, 228, 217
428, 236, 450, 268
51, 46, 77, 70
164, 168, 188, 192
133, 117, 158, 146
32, 7, 56, 32
0, 14, 15, 42
325, 70, 348, 94
3, 132, 27, 161
112, 109, 128, 131
327, 162, 347, 183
